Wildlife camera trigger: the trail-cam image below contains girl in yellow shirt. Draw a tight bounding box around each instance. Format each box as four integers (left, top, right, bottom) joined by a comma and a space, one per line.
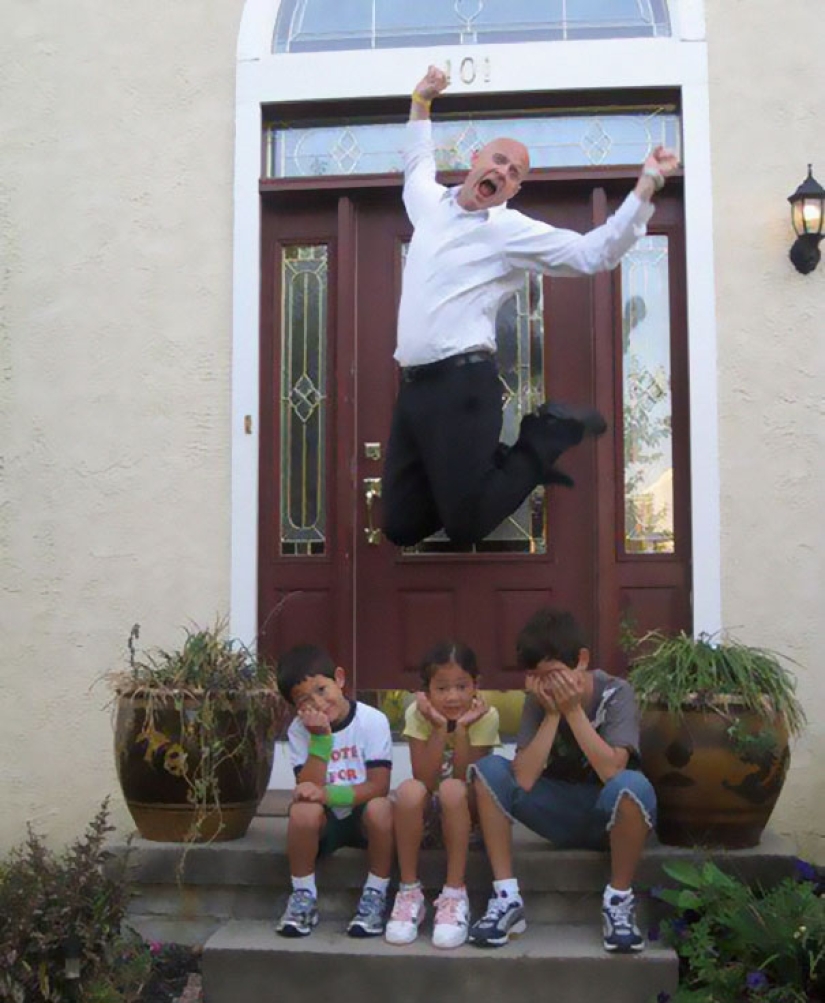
385, 641, 500, 949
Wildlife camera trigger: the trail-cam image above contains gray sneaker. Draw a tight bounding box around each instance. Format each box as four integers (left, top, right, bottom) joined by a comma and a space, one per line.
468, 893, 526, 948
277, 889, 319, 938
347, 887, 388, 938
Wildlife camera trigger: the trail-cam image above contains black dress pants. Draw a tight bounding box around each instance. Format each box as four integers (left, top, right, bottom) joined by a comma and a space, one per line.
382, 356, 566, 547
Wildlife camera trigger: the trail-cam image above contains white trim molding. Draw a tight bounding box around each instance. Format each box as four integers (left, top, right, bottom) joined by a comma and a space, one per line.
231, 0, 722, 645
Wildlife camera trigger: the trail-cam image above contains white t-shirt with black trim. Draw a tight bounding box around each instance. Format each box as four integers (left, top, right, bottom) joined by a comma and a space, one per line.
287, 700, 393, 818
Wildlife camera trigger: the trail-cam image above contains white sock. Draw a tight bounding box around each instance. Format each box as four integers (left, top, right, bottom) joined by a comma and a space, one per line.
440, 884, 467, 900
365, 872, 391, 895
493, 878, 521, 902
292, 873, 317, 898
604, 884, 633, 904
399, 880, 422, 892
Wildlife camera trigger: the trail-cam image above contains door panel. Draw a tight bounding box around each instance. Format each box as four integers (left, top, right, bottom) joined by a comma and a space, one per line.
258, 182, 691, 688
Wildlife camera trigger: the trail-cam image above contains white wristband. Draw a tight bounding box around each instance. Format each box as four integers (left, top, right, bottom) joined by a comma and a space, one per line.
643, 166, 665, 192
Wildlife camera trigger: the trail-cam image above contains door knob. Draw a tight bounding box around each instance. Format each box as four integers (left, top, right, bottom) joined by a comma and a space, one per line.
363, 477, 382, 545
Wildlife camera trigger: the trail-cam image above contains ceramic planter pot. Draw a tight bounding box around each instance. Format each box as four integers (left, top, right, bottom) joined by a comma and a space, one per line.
640, 700, 790, 848
114, 689, 284, 842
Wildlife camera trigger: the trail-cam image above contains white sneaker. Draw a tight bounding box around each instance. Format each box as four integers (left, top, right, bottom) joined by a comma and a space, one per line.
432, 891, 469, 949
384, 885, 427, 945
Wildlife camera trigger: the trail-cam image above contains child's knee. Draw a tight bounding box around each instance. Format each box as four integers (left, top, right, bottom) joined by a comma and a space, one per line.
603, 771, 656, 829
395, 778, 429, 808
288, 801, 325, 831
437, 778, 468, 809
364, 795, 394, 831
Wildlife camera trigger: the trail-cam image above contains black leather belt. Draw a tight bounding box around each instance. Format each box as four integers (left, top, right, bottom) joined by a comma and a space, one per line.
400, 350, 493, 383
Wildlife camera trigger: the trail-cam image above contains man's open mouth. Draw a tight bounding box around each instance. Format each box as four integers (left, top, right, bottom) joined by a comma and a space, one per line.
479, 178, 498, 198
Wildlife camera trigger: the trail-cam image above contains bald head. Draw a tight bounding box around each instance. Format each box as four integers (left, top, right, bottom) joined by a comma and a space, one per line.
456, 136, 530, 211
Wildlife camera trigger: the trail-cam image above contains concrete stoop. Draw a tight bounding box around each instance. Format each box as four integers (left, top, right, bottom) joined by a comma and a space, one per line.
202, 920, 677, 1003
107, 812, 797, 1003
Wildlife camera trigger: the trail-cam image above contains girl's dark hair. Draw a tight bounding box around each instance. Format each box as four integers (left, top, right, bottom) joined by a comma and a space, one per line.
516, 608, 586, 669
418, 641, 479, 687
276, 643, 336, 703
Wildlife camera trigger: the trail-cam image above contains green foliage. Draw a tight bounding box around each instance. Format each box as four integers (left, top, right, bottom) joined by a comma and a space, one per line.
119, 617, 276, 693
0, 801, 151, 1003
654, 859, 825, 1003
628, 630, 805, 736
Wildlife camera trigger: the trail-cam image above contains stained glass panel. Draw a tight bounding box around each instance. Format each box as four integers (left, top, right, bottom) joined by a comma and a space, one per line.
621, 235, 674, 554
273, 0, 671, 52
280, 245, 329, 556
264, 112, 681, 179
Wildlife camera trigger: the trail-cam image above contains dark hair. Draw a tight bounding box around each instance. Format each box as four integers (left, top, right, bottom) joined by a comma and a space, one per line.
419, 641, 479, 688
276, 643, 337, 703
516, 609, 586, 670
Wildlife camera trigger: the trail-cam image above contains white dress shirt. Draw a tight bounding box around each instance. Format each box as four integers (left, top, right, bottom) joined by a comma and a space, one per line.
395, 119, 655, 367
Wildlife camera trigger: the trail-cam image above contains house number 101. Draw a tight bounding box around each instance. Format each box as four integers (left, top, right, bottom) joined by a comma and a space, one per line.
444, 57, 491, 85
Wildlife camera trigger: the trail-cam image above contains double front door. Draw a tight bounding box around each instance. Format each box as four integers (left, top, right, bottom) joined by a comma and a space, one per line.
258, 181, 690, 690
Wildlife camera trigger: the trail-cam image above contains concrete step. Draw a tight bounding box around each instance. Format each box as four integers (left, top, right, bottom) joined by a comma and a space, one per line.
202, 919, 678, 1003
112, 816, 796, 946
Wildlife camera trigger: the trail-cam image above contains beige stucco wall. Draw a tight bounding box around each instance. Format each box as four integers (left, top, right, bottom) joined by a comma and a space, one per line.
1, 0, 823, 863
707, 0, 825, 862
0, 0, 244, 847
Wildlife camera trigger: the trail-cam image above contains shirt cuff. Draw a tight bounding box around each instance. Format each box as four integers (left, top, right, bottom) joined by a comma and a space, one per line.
618, 190, 656, 233
406, 117, 432, 139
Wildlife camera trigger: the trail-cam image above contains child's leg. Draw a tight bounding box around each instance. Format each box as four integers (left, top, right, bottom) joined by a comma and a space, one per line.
393, 778, 429, 884
473, 764, 516, 880
287, 801, 326, 878
595, 770, 657, 954
438, 778, 471, 888
362, 795, 394, 880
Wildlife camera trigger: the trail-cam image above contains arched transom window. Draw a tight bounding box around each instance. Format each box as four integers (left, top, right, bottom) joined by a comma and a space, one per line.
273, 0, 672, 53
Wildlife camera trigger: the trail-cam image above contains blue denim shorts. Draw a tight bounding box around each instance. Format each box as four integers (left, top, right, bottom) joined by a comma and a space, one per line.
470, 753, 657, 850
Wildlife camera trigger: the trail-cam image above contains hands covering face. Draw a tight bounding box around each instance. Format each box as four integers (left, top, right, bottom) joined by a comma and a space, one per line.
297, 705, 332, 735
526, 663, 586, 717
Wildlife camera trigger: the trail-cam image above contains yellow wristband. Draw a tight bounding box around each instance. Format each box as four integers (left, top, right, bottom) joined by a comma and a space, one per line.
411, 93, 432, 109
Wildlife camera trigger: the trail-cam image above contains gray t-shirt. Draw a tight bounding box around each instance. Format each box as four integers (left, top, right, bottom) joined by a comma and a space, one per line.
515, 670, 641, 785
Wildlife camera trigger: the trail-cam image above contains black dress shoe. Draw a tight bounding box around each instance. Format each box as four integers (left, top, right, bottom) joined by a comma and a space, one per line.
536, 400, 607, 437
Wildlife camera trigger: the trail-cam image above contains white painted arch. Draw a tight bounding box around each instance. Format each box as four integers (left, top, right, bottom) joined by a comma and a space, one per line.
231, 0, 721, 646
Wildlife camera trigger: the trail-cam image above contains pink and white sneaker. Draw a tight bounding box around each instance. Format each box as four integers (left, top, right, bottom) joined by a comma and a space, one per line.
432, 891, 470, 949
384, 885, 427, 945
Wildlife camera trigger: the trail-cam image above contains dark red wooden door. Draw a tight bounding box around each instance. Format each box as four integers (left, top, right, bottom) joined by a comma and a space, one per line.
258, 181, 690, 689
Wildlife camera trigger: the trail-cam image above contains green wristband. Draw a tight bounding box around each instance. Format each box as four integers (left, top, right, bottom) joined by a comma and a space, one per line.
308, 733, 333, 761
325, 784, 355, 808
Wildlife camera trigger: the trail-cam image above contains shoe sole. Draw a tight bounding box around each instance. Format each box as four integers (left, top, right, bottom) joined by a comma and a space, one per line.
277, 921, 317, 938
603, 940, 645, 953
469, 918, 527, 947
347, 924, 385, 938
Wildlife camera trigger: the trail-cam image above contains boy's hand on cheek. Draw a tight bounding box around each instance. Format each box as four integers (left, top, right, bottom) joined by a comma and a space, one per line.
298, 706, 332, 734
415, 691, 448, 729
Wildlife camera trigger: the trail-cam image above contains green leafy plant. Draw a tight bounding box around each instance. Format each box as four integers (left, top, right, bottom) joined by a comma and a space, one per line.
628, 630, 805, 736
0, 800, 151, 1003
109, 617, 285, 845
653, 858, 825, 1002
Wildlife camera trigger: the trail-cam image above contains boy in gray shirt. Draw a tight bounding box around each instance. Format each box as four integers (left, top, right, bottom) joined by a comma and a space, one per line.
468, 608, 656, 953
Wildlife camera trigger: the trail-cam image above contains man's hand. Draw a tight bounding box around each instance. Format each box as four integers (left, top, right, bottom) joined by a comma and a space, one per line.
415, 691, 448, 729
297, 705, 332, 735
292, 781, 325, 804
526, 672, 559, 717
414, 65, 449, 102
644, 145, 679, 178
546, 668, 586, 717
456, 692, 488, 729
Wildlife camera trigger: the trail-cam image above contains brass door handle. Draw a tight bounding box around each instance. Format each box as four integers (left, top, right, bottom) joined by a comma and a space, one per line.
363, 477, 382, 545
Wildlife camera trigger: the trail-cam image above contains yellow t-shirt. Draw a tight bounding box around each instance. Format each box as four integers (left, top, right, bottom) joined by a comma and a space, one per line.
403, 702, 500, 782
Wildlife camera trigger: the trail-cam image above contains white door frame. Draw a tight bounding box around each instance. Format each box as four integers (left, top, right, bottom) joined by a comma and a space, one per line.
230, 0, 721, 646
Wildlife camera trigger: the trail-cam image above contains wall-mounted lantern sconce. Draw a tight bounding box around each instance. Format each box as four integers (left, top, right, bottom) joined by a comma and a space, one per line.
788, 165, 825, 274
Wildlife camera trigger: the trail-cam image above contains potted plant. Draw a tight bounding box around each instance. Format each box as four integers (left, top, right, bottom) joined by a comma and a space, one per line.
628, 630, 805, 849
110, 619, 286, 843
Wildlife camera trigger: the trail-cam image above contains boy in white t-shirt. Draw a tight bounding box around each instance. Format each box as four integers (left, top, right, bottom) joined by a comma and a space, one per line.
275, 644, 393, 939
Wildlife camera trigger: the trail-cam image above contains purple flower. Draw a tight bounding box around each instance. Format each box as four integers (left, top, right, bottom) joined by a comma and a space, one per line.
794, 858, 818, 882
657, 993, 671, 1003
149, 941, 164, 955
746, 970, 768, 991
